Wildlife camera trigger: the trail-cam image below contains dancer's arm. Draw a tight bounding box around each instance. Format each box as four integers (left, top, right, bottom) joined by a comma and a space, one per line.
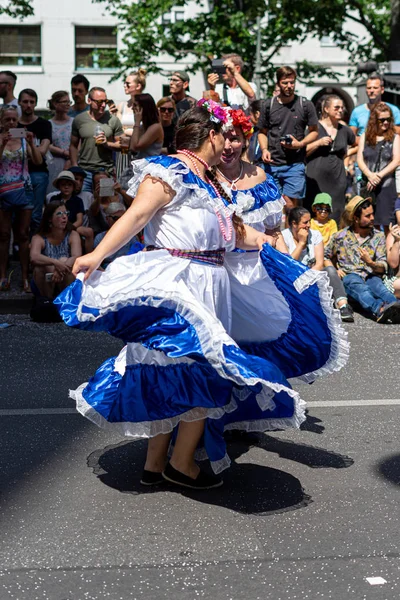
237, 224, 270, 250
72, 177, 175, 279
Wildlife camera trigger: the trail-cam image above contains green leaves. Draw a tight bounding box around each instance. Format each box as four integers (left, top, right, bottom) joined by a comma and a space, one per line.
0, 0, 34, 18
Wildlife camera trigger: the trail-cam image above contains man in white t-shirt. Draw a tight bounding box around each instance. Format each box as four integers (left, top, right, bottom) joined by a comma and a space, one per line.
207, 54, 256, 111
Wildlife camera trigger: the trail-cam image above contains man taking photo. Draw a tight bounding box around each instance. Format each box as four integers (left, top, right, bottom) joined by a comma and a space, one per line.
257, 66, 318, 207
207, 53, 256, 111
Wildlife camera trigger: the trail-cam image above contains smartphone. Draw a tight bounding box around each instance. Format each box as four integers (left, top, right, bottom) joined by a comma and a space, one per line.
45, 273, 54, 282
280, 135, 292, 145
99, 178, 115, 197
106, 99, 115, 107
211, 59, 226, 76
9, 128, 26, 139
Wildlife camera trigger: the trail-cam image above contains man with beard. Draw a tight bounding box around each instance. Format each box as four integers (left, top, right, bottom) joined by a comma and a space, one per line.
69, 87, 123, 191
257, 66, 318, 208
0, 71, 19, 114
324, 196, 400, 323
349, 73, 400, 137
68, 74, 90, 118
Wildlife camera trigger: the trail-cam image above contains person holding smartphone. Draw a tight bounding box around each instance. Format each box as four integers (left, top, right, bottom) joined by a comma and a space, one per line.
0, 105, 43, 292
69, 87, 124, 193
207, 54, 256, 111
257, 66, 319, 209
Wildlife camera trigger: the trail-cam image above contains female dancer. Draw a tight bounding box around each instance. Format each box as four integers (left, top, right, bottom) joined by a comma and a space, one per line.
215, 108, 286, 247
55, 101, 348, 489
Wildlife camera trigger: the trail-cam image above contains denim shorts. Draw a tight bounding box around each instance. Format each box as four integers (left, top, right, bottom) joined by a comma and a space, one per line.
0, 187, 34, 211
269, 163, 306, 199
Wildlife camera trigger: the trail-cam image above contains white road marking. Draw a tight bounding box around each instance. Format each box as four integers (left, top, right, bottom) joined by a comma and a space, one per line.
0, 399, 400, 416
366, 577, 387, 585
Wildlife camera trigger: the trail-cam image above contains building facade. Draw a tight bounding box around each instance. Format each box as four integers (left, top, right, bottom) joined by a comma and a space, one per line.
1, 0, 368, 114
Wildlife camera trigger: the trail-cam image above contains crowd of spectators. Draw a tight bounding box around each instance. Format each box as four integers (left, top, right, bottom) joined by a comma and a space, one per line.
0, 60, 400, 323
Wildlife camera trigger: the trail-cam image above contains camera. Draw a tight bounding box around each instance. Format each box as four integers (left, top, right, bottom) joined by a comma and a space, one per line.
211, 59, 226, 76
280, 135, 292, 145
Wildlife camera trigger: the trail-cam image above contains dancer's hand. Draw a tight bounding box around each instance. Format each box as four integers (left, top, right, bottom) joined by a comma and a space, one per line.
72, 252, 103, 280
256, 233, 271, 250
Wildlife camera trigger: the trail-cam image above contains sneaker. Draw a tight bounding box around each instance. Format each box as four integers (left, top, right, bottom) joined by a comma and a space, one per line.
339, 304, 354, 323
376, 301, 400, 324
140, 469, 165, 486
162, 463, 223, 490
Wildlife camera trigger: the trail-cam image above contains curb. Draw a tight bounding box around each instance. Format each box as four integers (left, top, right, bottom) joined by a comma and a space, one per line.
0, 296, 33, 315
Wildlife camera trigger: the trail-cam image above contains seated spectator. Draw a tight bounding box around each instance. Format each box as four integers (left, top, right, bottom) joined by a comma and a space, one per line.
47, 166, 94, 212
30, 201, 81, 299
0, 105, 42, 292
52, 171, 94, 251
94, 202, 139, 267
47, 90, 73, 193
324, 196, 400, 323
394, 194, 400, 226
156, 96, 176, 154
283, 207, 354, 322
129, 94, 163, 158
87, 172, 115, 236
207, 54, 256, 110
386, 222, 400, 298
310, 193, 338, 245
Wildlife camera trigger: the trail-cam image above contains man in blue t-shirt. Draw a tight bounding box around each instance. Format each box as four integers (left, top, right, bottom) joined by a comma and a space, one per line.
349, 74, 400, 136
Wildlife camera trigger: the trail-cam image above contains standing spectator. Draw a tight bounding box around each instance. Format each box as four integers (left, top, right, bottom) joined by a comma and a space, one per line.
305, 95, 356, 223
115, 69, 147, 178
129, 94, 163, 158
169, 71, 196, 121
157, 96, 176, 154
257, 66, 319, 208
0, 105, 43, 292
357, 102, 400, 234
69, 87, 124, 192
207, 54, 256, 111
68, 75, 90, 118
246, 100, 264, 164
325, 196, 400, 323
30, 201, 81, 299
0, 71, 20, 114
47, 91, 73, 193
349, 74, 400, 137
282, 207, 354, 321
18, 88, 52, 233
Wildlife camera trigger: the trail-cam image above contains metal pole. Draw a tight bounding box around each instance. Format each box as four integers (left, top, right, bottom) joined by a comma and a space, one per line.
255, 16, 261, 94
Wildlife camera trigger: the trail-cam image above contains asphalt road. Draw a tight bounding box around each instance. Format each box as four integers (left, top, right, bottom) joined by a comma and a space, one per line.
0, 313, 399, 600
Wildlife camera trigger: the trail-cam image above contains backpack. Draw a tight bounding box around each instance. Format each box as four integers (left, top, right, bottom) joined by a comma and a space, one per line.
263, 95, 307, 127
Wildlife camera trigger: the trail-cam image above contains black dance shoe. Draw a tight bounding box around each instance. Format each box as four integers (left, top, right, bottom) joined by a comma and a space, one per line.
140, 469, 165, 486
162, 463, 223, 490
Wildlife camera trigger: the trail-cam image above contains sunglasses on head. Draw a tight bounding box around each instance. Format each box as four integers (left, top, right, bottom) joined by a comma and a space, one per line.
160, 107, 174, 113
378, 117, 391, 123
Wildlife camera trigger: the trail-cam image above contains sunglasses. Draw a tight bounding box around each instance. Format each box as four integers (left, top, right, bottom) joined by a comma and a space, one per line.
90, 98, 107, 106
315, 207, 331, 213
378, 117, 391, 123
57, 100, 72, 105
55, 210, 70, 217
160, 107, 175, 113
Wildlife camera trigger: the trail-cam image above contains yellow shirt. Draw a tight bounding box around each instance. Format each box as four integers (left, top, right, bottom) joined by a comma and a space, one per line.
310, 218, 338, 245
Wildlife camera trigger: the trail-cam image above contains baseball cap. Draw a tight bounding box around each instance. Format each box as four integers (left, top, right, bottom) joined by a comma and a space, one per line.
171, 70, 190, 83
312, 193, 332, 209
68, 166, 87, 178
105, 202, 126, 216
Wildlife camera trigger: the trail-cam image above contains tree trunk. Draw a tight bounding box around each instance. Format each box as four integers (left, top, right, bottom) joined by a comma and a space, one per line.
389, 0, 400, 59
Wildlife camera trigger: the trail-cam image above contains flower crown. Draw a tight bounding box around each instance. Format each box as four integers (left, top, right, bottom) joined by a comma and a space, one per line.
229, 109, 254, 139
197, 98, 229, 126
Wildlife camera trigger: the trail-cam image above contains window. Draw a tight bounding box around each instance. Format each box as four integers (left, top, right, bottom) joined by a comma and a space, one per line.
162, 10, 185, 25
75, 26, 117, 70
320, 35, 337, 47
0, 26, 41, 66
162, 84, 170, 97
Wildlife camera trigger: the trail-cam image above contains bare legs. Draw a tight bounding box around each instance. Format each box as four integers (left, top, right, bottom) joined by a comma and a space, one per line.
144, 419, 206, 479
0, 210, 12, 282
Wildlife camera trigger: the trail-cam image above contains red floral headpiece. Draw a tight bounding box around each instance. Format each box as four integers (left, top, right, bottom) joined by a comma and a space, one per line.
229, 109, 254, 139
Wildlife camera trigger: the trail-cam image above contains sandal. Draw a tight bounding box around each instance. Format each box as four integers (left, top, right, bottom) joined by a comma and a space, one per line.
0, 278, 10, 291
22, 279, 32, 294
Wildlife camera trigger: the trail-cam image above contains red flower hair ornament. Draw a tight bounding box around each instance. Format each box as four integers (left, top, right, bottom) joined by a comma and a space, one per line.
229, 109, 254, 139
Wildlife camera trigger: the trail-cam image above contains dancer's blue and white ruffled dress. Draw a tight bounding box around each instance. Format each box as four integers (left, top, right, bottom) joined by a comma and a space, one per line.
55, 155, 349, 473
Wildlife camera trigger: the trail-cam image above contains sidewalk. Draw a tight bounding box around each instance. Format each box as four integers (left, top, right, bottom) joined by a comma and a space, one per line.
0, 261, 34, 314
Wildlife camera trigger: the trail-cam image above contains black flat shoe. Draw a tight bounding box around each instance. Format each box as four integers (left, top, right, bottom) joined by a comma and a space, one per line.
162, 463, 223, 490
140, 469, 165, 486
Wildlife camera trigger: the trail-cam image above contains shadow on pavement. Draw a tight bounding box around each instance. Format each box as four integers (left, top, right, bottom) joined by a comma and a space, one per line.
300, 411, 325, 434
87, 435, 353, 515
377, 454, 400, 486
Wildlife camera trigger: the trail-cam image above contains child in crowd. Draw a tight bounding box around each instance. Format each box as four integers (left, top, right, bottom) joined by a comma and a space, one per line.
310, 193, 338, 245
52, 171, 94, 251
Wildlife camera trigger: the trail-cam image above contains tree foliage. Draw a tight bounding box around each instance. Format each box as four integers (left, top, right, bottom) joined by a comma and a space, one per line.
0, 0, 34, 18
